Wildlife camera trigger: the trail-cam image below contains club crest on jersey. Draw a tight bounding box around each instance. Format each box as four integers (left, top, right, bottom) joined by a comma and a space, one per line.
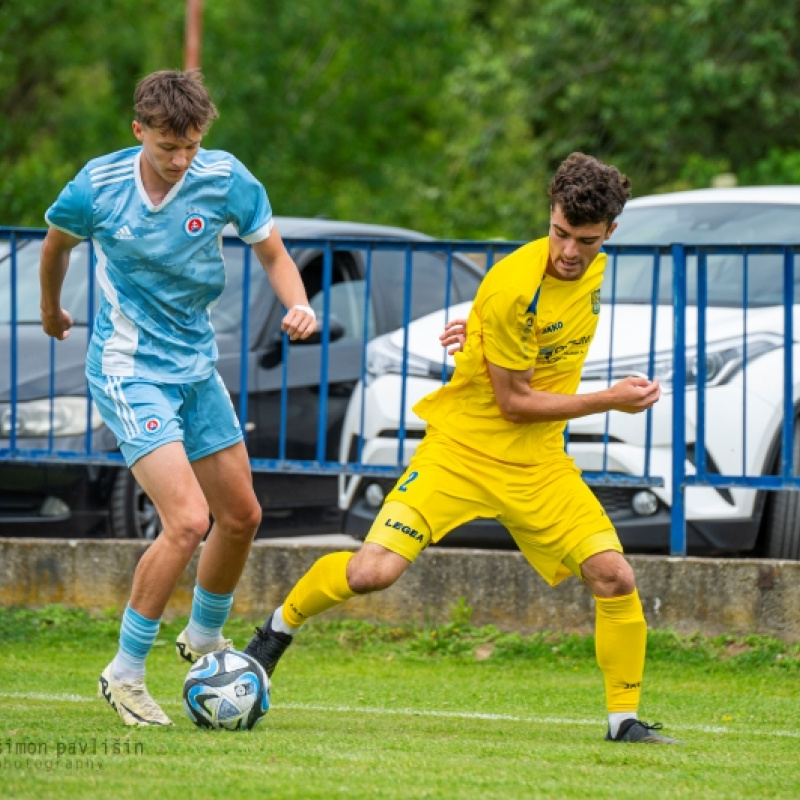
591, 289, 601, 314
183, 214, 207, 237
144, 417, 162, 434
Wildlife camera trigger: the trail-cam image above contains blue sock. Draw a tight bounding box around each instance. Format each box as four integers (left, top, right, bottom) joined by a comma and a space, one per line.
187, 584, 234, 647
113, 605, 160, 680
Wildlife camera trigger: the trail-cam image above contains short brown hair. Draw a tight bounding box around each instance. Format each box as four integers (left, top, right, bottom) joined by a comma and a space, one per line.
548, 152, 631, 227
134, 70, 219, 137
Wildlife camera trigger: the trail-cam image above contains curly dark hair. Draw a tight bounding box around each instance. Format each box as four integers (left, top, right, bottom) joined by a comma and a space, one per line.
134, 70, 219, 137
548, 152, 631, 227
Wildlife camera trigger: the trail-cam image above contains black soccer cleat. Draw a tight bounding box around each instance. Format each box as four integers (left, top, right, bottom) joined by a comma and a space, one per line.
606, 718, 683, 745
244, 612, 294, 677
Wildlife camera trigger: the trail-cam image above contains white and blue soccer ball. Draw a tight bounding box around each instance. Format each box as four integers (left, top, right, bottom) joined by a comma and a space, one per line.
183, 650, 270, 731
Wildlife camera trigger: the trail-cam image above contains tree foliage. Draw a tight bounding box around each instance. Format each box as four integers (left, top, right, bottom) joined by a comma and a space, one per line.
2, 0, 800, 239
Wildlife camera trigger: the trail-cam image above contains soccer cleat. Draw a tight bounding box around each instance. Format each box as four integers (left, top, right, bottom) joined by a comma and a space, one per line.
606, 718, 683, 745
244, 612, 294, 677
175, 628, 234, 664
98, 664, 173, 726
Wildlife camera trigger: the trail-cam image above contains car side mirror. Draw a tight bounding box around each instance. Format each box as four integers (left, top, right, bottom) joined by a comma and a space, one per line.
259, 315, 347, 368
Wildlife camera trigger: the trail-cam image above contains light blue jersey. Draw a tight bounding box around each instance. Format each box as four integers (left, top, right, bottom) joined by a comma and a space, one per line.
45, 146, 273, 382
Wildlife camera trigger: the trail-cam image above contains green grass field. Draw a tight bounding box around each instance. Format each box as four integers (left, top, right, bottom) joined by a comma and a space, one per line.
1, 604, 799, 799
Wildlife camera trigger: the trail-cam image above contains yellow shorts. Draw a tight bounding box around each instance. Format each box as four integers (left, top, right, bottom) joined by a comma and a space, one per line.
369, 426, 622, 586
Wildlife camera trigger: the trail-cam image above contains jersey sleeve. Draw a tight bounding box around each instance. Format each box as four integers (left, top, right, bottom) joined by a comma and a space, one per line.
227, 158, 274, 244
480, 286, 540, 372
44, 168, 93, 239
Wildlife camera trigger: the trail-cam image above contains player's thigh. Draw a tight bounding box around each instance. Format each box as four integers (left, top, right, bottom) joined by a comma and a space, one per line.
383, 430, 499, 545
182, 371, 244, 463
87, 372, 185, 467
504, 462, 619, 586
365, 500, 431, 563
130, 440, 208, 532
191, 440, 260, 530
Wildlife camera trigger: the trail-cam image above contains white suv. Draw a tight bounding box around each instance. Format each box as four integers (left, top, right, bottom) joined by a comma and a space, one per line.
338, 187, 800, 558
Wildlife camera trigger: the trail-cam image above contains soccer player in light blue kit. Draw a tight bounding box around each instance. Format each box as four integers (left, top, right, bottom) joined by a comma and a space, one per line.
39, 70, 317, 726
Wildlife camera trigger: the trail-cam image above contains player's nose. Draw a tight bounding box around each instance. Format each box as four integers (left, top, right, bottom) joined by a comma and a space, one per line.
562, 240, 579, 258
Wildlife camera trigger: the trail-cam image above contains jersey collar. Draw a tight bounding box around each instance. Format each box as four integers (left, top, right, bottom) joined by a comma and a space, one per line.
134, 150, 188, 212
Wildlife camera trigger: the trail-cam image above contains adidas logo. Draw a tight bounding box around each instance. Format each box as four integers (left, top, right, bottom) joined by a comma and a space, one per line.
113, 225, 135, 240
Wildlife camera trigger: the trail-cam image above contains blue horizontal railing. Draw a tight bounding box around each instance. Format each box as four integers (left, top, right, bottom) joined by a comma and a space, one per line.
3, 226, 800, 555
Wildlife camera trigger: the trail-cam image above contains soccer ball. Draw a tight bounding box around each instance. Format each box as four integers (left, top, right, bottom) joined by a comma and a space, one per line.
183, 649, 270, 730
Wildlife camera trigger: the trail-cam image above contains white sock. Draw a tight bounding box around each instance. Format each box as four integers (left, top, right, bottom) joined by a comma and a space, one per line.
185, 623, 223, 650
111, 654, 145, 682
608, 712, 638, 738
270, 605, 301, 636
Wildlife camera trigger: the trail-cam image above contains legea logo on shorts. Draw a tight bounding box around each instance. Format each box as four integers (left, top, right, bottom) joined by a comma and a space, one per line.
384, 517, 424, 543
183, 214, 206, 237
144, 418, 162, 434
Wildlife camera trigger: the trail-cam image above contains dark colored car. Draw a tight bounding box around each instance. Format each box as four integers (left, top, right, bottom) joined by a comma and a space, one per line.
0, 218, 483, 538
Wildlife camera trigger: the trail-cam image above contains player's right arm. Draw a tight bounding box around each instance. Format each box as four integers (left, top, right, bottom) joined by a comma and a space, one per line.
39, 227, 82, 341
486, 359, 661, 424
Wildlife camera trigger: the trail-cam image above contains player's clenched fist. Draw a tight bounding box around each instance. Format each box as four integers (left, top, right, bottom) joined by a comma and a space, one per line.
282, 304, 317, 341
607, 376, 661, 413
40, 307, 74, 341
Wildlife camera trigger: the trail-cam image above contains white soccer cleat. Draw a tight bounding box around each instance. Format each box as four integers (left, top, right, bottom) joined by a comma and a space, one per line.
98, 664, 173, 726
175, 627, 234, 664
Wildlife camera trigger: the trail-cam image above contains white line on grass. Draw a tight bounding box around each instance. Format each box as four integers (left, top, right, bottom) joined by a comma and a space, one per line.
2, 692, 798, 739
278, 702, 800, 739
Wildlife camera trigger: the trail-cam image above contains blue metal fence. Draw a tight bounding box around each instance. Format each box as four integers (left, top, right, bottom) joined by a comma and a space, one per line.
666, 242, 800, 555
2, 226, 799, 555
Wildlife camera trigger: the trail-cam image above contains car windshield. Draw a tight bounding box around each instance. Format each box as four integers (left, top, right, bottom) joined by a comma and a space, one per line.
604, 203, 800, 307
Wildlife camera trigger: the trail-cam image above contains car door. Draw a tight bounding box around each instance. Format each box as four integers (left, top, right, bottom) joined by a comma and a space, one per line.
216, 245, 369, 509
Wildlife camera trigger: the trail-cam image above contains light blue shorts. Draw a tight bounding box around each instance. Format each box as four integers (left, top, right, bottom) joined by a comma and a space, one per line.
87, 370, 243, 467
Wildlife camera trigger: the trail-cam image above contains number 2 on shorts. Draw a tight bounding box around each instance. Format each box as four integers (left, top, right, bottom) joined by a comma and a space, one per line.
397, 470, 419, 492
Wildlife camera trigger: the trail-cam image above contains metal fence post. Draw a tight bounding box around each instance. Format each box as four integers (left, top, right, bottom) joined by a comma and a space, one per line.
670, 243, 687, 556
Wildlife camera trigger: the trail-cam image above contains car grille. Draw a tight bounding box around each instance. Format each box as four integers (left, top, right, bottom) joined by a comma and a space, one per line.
590, 486, 637, 516
0, 495, 43, 516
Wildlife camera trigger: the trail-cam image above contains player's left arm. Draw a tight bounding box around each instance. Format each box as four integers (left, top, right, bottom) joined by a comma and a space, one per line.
486, 359, 661, 423
251, 226, 317, 341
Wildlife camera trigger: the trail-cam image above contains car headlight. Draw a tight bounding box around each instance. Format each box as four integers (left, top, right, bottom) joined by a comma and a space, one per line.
581, 333, 784, 392
366, 334, 453, 384
0, 397, 104, 437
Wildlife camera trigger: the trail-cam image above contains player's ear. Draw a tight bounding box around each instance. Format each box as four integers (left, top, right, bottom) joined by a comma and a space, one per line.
132, 120, 144, 142
604, 221, 618, 240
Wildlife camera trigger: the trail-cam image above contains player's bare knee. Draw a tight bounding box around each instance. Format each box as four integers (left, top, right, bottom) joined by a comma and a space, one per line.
346, 555, 405, 594
163, 511, 212, 555
245, 499, 263, 533
211, 498, 261, 544
228, 502, 262, 540
346, 567, 393, 594
582, 551, 636, 597
604, 568, 636, 597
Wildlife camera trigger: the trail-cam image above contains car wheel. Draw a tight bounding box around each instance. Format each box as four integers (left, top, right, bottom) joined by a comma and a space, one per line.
109, 470, 162, 540
762, 421, 800, 559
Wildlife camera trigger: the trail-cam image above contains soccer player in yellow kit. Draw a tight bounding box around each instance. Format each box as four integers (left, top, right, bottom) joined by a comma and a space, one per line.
246, 152, 681, 744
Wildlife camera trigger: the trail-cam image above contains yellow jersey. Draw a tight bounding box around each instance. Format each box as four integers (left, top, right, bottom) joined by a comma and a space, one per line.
413, 236, 606, 465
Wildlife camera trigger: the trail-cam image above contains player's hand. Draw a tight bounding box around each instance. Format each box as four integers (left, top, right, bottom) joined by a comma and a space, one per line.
40, 307, 73, 341
282, 304, 317, 341
607, 376, 661, 413
440, 318, 467, 355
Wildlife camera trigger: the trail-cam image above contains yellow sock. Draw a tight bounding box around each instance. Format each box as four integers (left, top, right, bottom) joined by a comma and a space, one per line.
594, 589, 647, 713
282, 552, 357, 628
